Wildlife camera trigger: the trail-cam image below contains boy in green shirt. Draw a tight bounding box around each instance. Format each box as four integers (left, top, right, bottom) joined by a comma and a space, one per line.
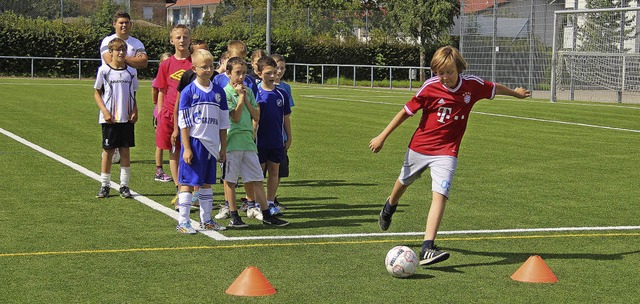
222, 57, 289, 227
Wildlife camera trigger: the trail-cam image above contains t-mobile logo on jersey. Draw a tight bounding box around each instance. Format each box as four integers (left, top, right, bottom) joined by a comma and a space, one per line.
436, 107, 453, 123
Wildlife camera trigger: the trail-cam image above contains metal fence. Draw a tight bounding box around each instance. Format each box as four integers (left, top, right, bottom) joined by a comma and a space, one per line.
0, 55, 430, 90
457, 1, 565, 99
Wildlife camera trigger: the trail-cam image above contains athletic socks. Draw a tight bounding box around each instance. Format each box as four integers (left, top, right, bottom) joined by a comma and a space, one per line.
384, 200, 397, 214
100, 173, 111, 187
421, 240, 435, 252
198, 188, 213, 223
177, 191, 192, 224
120, 167, 131, 187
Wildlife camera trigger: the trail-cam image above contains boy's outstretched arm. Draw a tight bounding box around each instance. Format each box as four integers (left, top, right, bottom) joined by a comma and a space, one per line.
495, 83, 531, 99
369, 109, 410, 153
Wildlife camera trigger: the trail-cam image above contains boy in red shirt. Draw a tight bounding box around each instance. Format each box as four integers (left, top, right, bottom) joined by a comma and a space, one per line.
154, 24, 192, 203
370, 46, 531, 266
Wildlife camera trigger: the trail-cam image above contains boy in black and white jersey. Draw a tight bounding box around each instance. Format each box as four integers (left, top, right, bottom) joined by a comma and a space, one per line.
94, 38, 139, 199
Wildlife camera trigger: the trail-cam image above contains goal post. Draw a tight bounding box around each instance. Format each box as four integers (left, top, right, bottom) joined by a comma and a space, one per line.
551, 6, 640, 103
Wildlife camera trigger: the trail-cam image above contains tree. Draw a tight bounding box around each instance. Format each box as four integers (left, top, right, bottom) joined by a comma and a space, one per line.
577, 0, 636, 52
381, 0, 459, 81
0, 0, 80, 19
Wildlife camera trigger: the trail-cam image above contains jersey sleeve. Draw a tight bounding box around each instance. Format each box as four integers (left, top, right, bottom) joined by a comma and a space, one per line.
224, 86, 239, 111
282, 90, 292, 116
155, 60, 169, 90
99, 36, 110, 56
93, 67, 105, 90
284, 83, 294, 107
131, 38, 146, 55
403, 95, 427, 116
474, 78, 496, 101
177, 70, 192, 92
218, 89, 230, 130
130, 67, 139, 91
177, 86, 192, 129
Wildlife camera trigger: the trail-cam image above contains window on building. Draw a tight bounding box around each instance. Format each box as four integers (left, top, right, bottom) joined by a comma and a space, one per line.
143, 7, 153, 20
191, 7, 203, 27
172, 9, 181, 26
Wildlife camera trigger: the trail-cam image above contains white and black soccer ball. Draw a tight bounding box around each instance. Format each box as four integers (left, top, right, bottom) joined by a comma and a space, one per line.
385, 246, 419, 278
102, 150, 121, 164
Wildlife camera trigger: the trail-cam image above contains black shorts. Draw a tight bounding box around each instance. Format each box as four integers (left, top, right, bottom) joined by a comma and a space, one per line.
278, 152, 289, 178
101, 123, 135, 149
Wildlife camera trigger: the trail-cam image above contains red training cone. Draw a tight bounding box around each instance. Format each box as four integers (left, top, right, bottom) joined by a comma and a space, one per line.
511, 255, 558, 283
225, 266, 277, 296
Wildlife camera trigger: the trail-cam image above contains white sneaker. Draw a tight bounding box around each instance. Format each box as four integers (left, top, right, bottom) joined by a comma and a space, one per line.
246, 207, 263, 221
201, 220, 227, 231
214, 206, 230, 220
176, 222, 197, 234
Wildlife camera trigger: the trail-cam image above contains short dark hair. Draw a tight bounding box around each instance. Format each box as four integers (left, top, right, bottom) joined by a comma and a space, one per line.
256, 56, 277, 73
226, 57, 246, 72
113, 12, 131, 23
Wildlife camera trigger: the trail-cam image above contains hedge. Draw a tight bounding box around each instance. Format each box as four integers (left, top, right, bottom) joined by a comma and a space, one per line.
0, 11, 426, 79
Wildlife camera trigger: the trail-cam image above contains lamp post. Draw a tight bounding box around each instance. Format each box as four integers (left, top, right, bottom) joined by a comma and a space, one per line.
266, 0, 272, 54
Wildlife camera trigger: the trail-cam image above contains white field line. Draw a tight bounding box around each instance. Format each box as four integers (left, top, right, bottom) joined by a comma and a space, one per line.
301, 95, 640, 133
3, 89, 640, 242
225, 226, 640, 241
0, 127, 228, 241
3, 126, 639, 243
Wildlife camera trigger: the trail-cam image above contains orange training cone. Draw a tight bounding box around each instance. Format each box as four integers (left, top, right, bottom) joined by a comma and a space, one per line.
225, 266, 277, 296
511, 255, 558, 283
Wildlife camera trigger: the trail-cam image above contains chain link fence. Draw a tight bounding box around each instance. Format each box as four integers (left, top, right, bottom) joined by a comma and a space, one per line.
4, 1, 639, 102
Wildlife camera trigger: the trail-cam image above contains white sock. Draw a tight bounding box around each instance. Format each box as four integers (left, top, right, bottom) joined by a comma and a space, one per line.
120, 167, 131, 187
177, 191, 192, 224
199, 188, 214, 223
100, 173, 111, 187
267, 200, 275, 207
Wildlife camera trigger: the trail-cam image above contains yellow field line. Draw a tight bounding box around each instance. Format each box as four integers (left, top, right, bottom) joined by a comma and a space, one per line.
1, 232, 638, 258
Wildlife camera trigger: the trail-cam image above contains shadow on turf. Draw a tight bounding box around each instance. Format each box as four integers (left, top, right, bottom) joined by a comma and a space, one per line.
279, 179, 377, 187
425, 248, 640, 274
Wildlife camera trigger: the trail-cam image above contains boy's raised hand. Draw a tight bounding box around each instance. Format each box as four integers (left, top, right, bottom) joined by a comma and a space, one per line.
514, 87, 531, 99
233, 83, 246, 97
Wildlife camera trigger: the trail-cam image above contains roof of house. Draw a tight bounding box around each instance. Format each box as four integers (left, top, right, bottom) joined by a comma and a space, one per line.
168, 0, 221, 7
463, 0, 508, 14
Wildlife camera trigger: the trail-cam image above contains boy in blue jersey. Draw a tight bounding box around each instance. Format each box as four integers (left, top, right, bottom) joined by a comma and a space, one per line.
222, 57, 289, 227
175, 49, 230, 234
270, 54, 294, 210
94, 38, 139, 199
212, 40, 259, 99
255, 56, 292, 215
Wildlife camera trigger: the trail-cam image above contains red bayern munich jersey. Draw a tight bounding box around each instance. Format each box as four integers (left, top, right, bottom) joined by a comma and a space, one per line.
404, 74, 496, 157
155, 55, 192, 116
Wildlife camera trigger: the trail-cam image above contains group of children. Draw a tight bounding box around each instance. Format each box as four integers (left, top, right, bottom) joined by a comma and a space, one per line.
94, 12, 293, 234
95, 12, 532, 265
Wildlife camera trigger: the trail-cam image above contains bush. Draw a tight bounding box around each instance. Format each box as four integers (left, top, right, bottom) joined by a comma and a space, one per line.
0, 11, 422, 79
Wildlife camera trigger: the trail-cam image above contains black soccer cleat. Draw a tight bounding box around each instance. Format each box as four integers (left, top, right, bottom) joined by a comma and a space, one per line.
419, 246, 450, 266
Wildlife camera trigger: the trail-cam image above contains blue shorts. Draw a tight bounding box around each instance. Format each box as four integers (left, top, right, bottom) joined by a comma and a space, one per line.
258, 147, 285, 164
178, 138, 218, 186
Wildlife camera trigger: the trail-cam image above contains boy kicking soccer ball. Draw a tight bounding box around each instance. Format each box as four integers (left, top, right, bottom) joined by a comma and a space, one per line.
370, 46, 530, 266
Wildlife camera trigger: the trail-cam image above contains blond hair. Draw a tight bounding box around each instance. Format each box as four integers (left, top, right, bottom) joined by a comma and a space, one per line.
170, 24, 190, 38
159, 52, 172, 62
227, 40, 248, 58
271, 53, 285, 64
192, 49, 214, 63
430, 46, 467, 73
251, 49, 268, 63
108, 38, 127, 52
